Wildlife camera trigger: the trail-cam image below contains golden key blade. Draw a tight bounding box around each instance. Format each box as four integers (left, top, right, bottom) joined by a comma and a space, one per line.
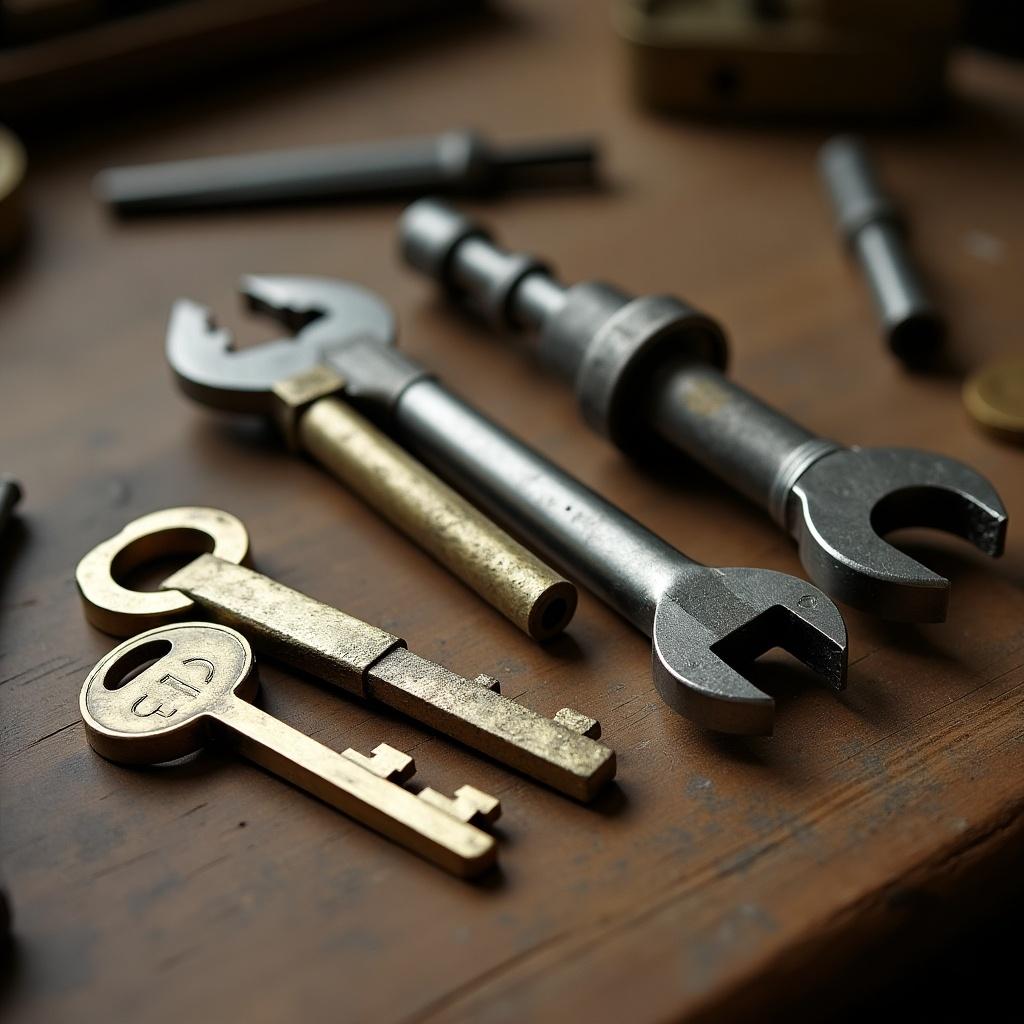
80, 622, 498, 878
76, 508, 617, 802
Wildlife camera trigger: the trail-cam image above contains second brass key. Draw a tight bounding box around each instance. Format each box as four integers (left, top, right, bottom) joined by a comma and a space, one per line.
77, 507, 616, 801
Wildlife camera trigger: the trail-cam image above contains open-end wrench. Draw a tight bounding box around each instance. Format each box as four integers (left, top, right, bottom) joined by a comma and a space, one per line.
167, 276, 847, 735
399, 200, 1008, 623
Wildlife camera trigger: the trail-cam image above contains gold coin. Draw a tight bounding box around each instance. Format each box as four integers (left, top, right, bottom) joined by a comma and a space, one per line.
964, 355, 1024, 441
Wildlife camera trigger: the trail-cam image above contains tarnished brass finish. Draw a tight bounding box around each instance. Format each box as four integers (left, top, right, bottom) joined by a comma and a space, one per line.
163, 554, 403, 698
365, 647, 614, 802
77, 509, 617, 800
81, 622, 498, 878
76, 507, 250, 635
299, 394, 577, 641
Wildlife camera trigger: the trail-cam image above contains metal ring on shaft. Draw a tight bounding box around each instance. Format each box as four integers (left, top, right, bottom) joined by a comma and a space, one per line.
769, 440, 845, 528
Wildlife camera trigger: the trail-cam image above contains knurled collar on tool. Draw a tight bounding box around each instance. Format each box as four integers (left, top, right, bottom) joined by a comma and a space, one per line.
550, 290, 729, 450
401, 201, 550, 330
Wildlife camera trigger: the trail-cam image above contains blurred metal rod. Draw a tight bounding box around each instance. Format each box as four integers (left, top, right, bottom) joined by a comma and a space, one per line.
95, 130, 598, 214
819, 135, 945, 367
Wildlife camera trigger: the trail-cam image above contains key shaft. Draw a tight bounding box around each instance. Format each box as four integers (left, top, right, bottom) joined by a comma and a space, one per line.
216, 698, 495, 877
161, 554, 615, 801
80, 622, 496, 878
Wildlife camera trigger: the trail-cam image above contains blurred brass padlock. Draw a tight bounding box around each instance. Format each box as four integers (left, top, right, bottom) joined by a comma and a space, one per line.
614, 0, 961, 118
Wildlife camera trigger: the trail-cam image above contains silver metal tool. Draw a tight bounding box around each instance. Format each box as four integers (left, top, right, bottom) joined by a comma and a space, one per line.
95, 130, 597, 214
81, 622, 500, 878
399, 200, 1008, 623
164, 283, 848, 735
76, 507, 614, 801
166, 281, 576, 642
819, 135, 945, 365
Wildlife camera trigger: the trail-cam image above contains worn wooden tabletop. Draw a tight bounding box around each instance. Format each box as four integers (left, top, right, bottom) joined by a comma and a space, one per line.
2, 3, 1023, 1021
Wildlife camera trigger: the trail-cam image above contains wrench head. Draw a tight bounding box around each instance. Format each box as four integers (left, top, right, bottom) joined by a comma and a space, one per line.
166, 275, 396, 415
652, 567, 847, 736
789, 447, 1008, 622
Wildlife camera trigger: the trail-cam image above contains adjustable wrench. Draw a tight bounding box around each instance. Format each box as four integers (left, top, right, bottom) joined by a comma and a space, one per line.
167, 276, 847, 735
399, 200, 1008, 623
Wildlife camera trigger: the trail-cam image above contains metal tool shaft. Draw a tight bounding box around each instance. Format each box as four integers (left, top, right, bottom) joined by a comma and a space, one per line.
442, 230, 839, 527
646, 362, 841, 526
393, 379, 693, 635
97, 130, 597, 213
819, 135, 944, 364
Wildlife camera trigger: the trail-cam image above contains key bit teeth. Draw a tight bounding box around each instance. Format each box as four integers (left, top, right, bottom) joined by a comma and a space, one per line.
342, 743, 416, 784
419, 784, 502, 827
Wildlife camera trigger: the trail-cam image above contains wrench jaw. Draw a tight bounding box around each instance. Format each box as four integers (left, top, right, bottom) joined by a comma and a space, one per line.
651, 569, 848, 736
166, 276, 397, 415
167, 297, 308, 416
788, 447, 1009, 622
240, 275, 396, 350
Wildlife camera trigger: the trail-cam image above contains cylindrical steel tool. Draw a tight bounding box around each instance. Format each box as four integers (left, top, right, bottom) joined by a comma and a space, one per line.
818, 135, 945, 366
399, 201, 1007, 623
96, 130, 597, 214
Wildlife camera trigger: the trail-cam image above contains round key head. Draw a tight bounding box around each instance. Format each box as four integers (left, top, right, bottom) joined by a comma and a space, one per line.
76, 506, 250, 637
81, 622, 257, 766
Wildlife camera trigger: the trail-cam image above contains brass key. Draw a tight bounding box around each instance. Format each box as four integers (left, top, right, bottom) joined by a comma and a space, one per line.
76, 507, 616, 801
81, 622, 499, 878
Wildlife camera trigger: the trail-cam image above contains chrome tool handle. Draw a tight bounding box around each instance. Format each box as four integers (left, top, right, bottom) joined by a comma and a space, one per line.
393, 379, 690, 636
647, 362, 842, 528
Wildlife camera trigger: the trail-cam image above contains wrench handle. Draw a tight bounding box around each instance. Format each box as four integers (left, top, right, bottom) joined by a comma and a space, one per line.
393, 380, 688, 635
647, 363, 840, 527
299, 396, 575, 641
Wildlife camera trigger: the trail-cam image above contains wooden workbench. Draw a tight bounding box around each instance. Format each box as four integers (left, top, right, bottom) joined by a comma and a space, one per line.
2, 3, 1023, 1020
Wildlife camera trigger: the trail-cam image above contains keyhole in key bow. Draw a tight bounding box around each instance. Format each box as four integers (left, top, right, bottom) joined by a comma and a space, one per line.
111, 528, 216, 592
102, 639, 173, 690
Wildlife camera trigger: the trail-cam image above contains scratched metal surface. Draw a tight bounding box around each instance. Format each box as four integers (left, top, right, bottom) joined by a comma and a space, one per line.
2, 3, 1024, 1021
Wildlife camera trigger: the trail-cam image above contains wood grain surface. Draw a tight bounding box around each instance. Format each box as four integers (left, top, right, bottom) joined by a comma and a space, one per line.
2, 3, 1023, 1021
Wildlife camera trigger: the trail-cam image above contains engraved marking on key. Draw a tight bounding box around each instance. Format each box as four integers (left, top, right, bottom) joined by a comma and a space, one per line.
131, 696, 176, 719
81, 623, 498, 878
76, 508, 616, 801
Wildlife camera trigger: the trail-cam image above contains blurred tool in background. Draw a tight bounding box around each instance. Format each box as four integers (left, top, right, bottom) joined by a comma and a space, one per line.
95, 130, 598, 214
819, 135, 945, 368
